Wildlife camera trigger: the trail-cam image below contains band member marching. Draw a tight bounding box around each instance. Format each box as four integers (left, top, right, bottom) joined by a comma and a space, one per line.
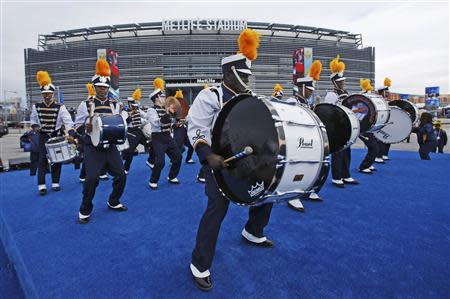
146, 78, 182, 189
30, 71, 76, 195
357, 79, 378, 174
188, 29, 274, 291
173, 90, 195, 164
121, 88, 148, 174
375, 77, 392, 162
75, 58, 128, 224
324, 55, 359, 187
272, 83, 284, 100
287, 60, 325, 210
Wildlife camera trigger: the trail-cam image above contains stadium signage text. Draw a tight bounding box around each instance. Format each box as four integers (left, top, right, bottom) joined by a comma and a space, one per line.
162, 19, 247, 31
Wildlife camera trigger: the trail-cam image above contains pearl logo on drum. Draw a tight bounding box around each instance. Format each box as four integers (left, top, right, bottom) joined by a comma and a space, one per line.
297, 137, 314, 149
248, 181, 264, 198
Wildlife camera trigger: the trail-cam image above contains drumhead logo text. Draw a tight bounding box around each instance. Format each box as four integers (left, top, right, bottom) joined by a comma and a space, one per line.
297, 137, 314, 149
248, 181, 264, 198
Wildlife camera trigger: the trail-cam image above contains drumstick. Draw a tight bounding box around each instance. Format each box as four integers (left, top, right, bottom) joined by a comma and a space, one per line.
224, 146, 253, 164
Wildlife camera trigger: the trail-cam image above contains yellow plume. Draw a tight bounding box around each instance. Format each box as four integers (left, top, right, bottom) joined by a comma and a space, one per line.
238, 28, 260, 61
153, 77, 165, 92
273, 84, 283, 92
36, 71, 52, 87
360, 79, 373, 92
175, 89, 183, 99
132, 88, 142, 101
308, 60, 322, 81
330, 55, 345, 74
384, 77, 392, 88
203, 84, 209, 89
86, 83, 95, 97
96, 58, 111, 77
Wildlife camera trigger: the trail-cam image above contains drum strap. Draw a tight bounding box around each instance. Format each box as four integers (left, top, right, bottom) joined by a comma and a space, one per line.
211, 88, 220, 106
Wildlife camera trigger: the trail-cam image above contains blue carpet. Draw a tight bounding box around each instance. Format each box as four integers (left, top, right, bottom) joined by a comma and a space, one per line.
0, 149, 449, 298
0, 241, 25, 299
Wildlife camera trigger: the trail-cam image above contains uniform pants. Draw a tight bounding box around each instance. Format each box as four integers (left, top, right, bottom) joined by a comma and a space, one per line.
331, 147, 351, 180
191, 165, 273, 272
419, 141, 437, 160
173, 126, 194, 162
376, 140, 391, 158
80, 144, 126, 215
122, 128, 148, 171
30, 152, 39, 176
37, 133, 62, 185
149, 133, 181, 183
359, 133, 378, 170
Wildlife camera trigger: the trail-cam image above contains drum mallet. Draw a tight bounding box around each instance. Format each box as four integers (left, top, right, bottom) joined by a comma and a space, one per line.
224, 146, 254, 164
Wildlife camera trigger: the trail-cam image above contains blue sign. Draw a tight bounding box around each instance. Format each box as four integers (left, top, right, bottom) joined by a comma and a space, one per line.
399, 94, 409, 100
425, 86, 439, 97
425, 98, 440, 107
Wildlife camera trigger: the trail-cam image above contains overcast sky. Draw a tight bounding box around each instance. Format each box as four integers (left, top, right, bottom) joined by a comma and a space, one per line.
1, 0, 449, 101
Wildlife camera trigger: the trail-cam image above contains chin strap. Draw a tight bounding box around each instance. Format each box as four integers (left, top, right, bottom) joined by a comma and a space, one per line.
231, 66, 254, 95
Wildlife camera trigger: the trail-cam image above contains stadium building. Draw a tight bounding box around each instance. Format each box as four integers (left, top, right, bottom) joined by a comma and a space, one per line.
24, 20, 375, 108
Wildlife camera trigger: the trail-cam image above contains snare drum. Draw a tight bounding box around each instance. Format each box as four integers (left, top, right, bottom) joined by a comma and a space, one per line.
373, 107, 412, 144
313, 103, 360, 153
90, 114, 127, 147
45, 136, 77, 163
212, 94, 330, 206
389, 100, 419, 125
340, 93, 390, 133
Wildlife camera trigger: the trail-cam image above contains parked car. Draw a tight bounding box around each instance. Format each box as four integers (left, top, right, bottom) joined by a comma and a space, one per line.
0, 121, 9, 137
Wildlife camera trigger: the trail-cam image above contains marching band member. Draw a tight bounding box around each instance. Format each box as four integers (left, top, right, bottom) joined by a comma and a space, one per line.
173, 90, 195, 164
358, 79, 378, 174
375, 77, 392, 162
272, 83, 284, 100
146, 78, 182, 189
75, 59, 128, 224
121, 88, 148, 174
288, 60, 324, 207
188, 29, 274, 291
30, 71, 75, 195
324, 56, 359, 187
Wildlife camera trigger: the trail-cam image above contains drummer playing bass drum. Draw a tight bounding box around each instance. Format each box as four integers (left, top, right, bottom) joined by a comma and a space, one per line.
75, 58, 128, 224
31, 70, 76, 195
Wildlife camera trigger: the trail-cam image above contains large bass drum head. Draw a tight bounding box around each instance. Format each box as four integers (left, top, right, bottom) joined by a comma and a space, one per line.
341, 94, 376, 133
212, 94, 279, 205
389, 100, 418, 124
374, 107, 412, 144
313, 103, 351, 153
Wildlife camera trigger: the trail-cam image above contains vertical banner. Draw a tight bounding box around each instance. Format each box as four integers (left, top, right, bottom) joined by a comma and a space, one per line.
303, 48, 313, 77
292, 48, 304, 86
97, 49, 120, 101
425, 86, 440, 107
57, 86, 64, 104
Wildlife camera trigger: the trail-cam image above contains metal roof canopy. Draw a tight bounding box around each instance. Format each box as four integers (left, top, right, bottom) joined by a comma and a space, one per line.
38, 21, 363, 49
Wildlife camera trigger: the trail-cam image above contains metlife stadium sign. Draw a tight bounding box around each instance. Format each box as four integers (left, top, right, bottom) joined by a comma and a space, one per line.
162, 19, 247, 31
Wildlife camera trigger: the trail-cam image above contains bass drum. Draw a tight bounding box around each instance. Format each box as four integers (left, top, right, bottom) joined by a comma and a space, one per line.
389, 100, 419, 125
374, 107, 412, 144
313, 103, 360, 153
90, 114, 127, 147
340, 93, 390, 133
212, 94, 330, 206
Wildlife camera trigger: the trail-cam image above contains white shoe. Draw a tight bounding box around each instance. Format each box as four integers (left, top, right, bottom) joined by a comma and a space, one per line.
149, 182, 158, 189
79, 177, 85, 182
146, 161, 154, 169
241, 228, 268, 243
99, 174, 108, 180
359, 168, 373, 174
186, 159, 195, 164
287, 199, 305, 212
197, 175, 206, 183
369, 166, 376, 171
38, 184, 46, 191
168, 177, 180, 184
382, 155, 390, 160
308, 192, 322, 201
124, 170, 128, 175
374, 158, 385, 163
332, 179, 344, 185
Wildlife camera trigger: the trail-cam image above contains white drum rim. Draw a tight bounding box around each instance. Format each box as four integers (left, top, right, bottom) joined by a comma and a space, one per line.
374, 107, 412, 144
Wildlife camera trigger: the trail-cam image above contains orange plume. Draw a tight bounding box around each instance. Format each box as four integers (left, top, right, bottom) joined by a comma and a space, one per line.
330, 55, 345, 74
36, 71, 52, 87
175, 89, 183, 99
132, 88, 142, 101
238, 29, 260, 61
384, 77, 392, 87
95, 59, 111, 77
360, 79, 373, 92
309, 60, 322, 81
86, 83, 95, 97
153, 77, 165, 92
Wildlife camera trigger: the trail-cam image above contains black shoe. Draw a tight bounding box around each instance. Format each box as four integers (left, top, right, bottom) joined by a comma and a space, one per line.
343, 179, 359, 185
242, 236, 274, 248
332, 182, 345, 188
107, 203, 128, 212
192, 275, 213, 291
39, 189, 47, 196
78, 213, 90, 224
